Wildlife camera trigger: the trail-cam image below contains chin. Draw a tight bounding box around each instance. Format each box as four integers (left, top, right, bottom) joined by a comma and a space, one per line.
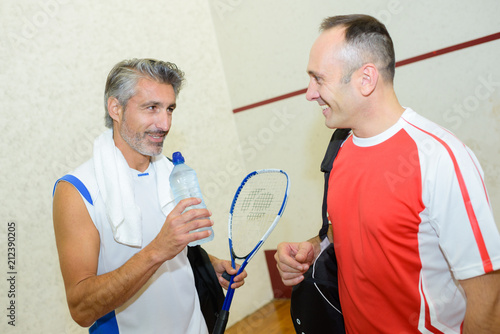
137, 146, 163, 157
325, 119, 339, 130
325, 115, 348, 130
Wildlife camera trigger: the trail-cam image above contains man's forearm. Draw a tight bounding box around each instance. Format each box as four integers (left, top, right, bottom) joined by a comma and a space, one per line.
67, 247, 162, 327
463, 306, 500, 334
460, 270, 500, 334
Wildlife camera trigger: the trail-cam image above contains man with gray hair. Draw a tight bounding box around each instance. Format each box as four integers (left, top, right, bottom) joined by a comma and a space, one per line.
53, 58, 246, 333
275, 14, 500, 333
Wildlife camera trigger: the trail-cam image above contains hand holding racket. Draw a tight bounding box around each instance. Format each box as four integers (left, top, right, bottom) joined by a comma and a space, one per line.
213, 169, 290, 334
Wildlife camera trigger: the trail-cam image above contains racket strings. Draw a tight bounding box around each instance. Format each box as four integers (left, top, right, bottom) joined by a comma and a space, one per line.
231, 171, 288, 258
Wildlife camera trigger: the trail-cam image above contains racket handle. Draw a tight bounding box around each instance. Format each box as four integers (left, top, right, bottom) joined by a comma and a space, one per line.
212, 309, 229, 334
222, 271, 232, 281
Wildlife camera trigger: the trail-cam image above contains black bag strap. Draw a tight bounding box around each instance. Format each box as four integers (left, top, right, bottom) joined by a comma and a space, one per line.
187, 245, 224, 332
319, 128, 351, 240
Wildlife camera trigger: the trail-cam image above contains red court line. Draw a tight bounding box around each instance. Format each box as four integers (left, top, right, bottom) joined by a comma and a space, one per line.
233, 32, 500, 114
395, 31, 500, 67
233, 88, 307, 113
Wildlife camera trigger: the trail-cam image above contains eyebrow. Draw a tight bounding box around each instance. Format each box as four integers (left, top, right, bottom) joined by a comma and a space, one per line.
307, 70, 322, 79
140, 101, 177, 109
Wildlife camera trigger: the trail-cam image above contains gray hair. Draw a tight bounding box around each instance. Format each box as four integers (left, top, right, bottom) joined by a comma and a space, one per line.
320, 14, 395, 84
103, 58, 185, 128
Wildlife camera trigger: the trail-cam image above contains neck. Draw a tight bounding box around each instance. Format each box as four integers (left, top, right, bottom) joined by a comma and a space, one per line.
351, 86, 405, 138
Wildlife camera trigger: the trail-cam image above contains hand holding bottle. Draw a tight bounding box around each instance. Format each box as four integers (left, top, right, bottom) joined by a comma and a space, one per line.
169, 152, 214, 246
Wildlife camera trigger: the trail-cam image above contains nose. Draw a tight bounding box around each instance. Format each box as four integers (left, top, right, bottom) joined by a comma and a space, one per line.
155, 109, 172, 132
306, 79, 319, 101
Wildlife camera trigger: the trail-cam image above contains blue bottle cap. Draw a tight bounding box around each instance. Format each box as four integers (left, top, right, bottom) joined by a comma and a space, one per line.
172, 151, 185, 165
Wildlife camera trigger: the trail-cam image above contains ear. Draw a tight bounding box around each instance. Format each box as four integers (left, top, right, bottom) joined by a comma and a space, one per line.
107, 97, 123, 123
359, 64, 378, 96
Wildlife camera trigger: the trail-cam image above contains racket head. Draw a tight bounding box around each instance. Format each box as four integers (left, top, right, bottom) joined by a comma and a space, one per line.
228, 169, 290, 259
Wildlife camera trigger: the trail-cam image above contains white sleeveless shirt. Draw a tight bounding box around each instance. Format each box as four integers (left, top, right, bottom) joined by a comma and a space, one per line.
64, 159, 208, 334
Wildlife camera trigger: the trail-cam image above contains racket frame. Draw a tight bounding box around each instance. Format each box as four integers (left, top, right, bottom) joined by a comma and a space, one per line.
222, 169, 290, 312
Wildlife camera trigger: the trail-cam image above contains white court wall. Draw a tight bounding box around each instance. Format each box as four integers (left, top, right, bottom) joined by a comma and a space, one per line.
0, 0, 499, 332
210, 0, 500, 327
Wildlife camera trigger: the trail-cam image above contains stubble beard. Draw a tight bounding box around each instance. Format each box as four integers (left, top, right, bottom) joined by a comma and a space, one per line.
120, 121, 166, 157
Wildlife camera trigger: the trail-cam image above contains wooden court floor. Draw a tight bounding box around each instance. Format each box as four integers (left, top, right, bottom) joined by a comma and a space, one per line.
225, 299, 295, 334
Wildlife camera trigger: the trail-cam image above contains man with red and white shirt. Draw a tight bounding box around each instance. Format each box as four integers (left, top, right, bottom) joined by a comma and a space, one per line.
276, 15, 500, 333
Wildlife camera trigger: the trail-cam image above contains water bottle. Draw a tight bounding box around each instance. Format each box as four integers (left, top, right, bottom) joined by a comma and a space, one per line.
169, 151, 214, 246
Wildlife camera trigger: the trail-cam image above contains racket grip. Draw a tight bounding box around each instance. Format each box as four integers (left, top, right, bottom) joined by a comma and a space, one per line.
222, 271, 232, 281
212, 309, 229, 334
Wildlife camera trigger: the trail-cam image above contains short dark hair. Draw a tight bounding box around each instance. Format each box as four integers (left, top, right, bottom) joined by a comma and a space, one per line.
103, 58, 185, 128
320, 14, 395, 83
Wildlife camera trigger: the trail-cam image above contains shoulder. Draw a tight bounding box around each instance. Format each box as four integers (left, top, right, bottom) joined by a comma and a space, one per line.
401, 108, 473, 160
54, 158, 98, 206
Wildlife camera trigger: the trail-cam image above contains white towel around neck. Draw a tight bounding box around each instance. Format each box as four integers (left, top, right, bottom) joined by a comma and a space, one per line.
93, 129, 174, 247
